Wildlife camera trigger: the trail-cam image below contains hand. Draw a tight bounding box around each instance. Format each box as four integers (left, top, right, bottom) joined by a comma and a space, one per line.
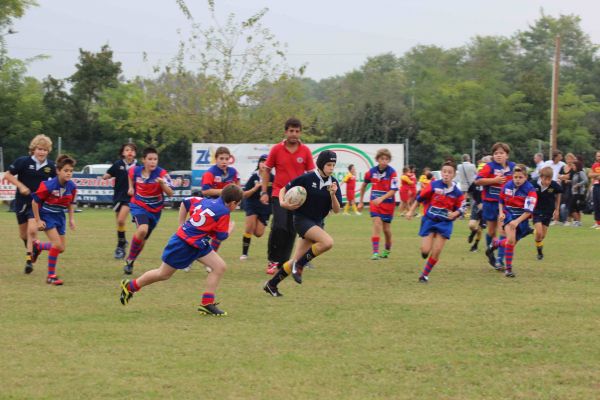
127, 188, 134, 196
37, 220, 46, 231
372, 197, 382, 206
69, 220, 76, 231
19, 186, 31, 196
358, 202, 364, 211
405, 212, 413, 221
552, 209, 558, 220
228, 221, 235, 235
254, 181, 261, 189
156, 177, 165, 185
498, 213, 505, 222
508, 220, 518, 229
494, 176, 507, 185
329, 182, 338, 194
280, 199, 301, 211
448, 211, 460, 221
260, 192, 269, 205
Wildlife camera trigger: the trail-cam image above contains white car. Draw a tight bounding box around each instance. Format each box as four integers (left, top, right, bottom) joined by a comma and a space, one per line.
78, 164, 112, 175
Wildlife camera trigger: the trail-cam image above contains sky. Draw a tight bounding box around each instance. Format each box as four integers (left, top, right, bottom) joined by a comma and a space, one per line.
6, 0, 600, 81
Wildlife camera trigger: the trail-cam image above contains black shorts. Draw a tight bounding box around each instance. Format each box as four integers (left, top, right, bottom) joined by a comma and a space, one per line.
569, 194, 585, 213
15, 202, 34, 225
533, 213, 552, 227
293, 214, 324, 239
112, 201, 130, 213
244, 202, 271, 226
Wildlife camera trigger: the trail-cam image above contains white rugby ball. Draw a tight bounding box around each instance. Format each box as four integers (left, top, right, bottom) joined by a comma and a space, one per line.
284, 186, 307, 206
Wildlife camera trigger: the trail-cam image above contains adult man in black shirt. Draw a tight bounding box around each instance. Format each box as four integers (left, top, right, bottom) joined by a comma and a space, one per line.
4, 135, 56, 273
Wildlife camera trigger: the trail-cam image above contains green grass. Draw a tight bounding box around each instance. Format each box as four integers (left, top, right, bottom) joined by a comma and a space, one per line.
1, 205, 600, 399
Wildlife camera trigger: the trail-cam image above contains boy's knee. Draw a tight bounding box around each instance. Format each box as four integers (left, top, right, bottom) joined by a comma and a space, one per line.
322, 237, 334, 251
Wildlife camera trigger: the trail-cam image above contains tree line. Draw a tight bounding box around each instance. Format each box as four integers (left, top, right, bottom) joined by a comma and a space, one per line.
2, 2, 600, 170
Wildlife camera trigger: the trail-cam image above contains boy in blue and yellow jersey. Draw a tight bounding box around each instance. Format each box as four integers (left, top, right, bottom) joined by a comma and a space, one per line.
120, 185, 243, 316
123, 147, 174, 275
31, 155, 77, 285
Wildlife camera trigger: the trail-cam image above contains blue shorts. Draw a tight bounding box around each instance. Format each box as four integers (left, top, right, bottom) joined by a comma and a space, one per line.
482, 201, 499, 222
161, 234, 213, 269
504, 213, 533, 242
130, 203, 161, 238
245, 202, 271, 226
293, 214, 324, 239
419, 216, 453, 239
41, 212, 66, 235
15, 202, 34, 225
370, 212, 393, 223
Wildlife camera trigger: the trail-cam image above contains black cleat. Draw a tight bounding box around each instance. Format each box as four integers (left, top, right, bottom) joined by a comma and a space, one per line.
505, 270, 516, 278
468, 230, 476, 243
291, 261, 303, 284
197, 303, 227, 316
263, 282, 283, 297
537, 253, 544, 260
114, 246, 126, 259
24, 261, 34, 274
485, 246, 496, 268
31, 241, 41, 264
119, 279, 133, 305
418, 275, 429, 283
469, 243, 479, 252
123, 260, 134, 275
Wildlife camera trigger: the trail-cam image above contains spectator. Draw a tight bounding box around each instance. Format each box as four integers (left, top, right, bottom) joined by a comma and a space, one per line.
557, 153, 576, 225
542, 150, 565, 182
589, 150, 600, 229
530, 152, 545, 182
568, 160, 588, 227
457, 154, 477, 193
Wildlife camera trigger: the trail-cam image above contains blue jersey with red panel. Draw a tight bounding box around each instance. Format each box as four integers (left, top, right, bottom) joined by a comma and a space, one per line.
182, 196, 203, 216
476, 161, 515, 202
129, 166, 172, 213
32, 177, 78, 213
201, 165, 239, 198
417, 180, 465, 221
500, 180, 537, 219
176, 197, 230, 249
364, 165, 399, 202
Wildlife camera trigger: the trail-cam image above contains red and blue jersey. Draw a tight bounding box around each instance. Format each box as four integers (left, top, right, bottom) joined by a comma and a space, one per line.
201, 165, 239, 198
32, 178, 77, 213
176, 197, 231, 249
364, 165, 399, 203
476, 161, 515, 202
129, 166, 172, 213
500, 180, 537, 219
182, 196, 204, 216
417, 179, 465, 221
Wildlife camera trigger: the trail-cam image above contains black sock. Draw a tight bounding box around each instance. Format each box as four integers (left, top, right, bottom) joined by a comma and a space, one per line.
242, 235, 251, 256
297, 247, 317, 267
421, 252, 428, 259
118, 231, 126, 246
268, 269, 288, 287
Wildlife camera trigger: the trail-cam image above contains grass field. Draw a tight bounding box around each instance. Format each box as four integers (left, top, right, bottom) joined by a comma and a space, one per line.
1, 205, 600, 399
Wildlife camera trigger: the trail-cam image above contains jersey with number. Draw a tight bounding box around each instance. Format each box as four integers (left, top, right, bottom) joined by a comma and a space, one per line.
500, 180, 537, 219
129, 166, 172, 213
176, 197, 230, 248
32, 177, 78, 213
417, 179, 465, 221
201, 165, 239, 198
182, 196, 203, 216
476, 161, 515, 202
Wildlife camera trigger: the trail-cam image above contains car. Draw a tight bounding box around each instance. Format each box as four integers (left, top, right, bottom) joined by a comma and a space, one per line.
78, 164, 112, 175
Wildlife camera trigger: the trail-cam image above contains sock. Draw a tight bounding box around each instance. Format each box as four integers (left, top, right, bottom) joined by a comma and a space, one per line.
128, 279, 141, 293
343, 203, 350, 213
535, 240, 543, 254
352, 204, 359, 213
25, 252, 32, 262
422, 257, 438, 277
117, 228, 126, 246
211, 238, 222, 252
505, 243, 514, 270
421, 252, 428, 259
485, 234, 492, 247
37, 241, 52, 251
472, 239, 479, 248
371, 236, 380, 254
48, 247, 60, 276
297, 244, 320, 267
268, 264, 289, 287
597, 220, 600, 225
242, 233, 252, 256
127, 236, 144, 261
385, 241, 391, 251
22, 238, 27, 248
201, 292, 215, 306
476, 230, 482, 241
497, 235, 506, 263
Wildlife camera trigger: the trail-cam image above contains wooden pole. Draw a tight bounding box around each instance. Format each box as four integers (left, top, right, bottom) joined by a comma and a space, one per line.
550, 34, 560, 159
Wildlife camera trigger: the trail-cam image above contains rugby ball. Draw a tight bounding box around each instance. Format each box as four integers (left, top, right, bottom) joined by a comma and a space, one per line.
284, 186, 307, 206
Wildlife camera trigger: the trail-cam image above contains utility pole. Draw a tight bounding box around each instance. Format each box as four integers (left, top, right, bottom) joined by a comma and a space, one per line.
550, 34, 560, 159
471, 139, 476, 164
404, 138, 409, 167
58, 137, 62, 156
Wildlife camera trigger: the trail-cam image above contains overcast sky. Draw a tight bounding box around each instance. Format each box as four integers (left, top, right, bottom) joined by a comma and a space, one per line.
6, 0, 600, 81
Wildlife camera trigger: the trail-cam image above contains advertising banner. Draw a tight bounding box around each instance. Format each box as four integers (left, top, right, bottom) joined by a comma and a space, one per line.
191, 143, 404, 201
0, 172, 17, 201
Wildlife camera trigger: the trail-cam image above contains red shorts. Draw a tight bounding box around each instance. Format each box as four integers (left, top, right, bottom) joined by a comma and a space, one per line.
400, 188, 416, 202
346, 190, 355, 201
370, 201, 395, 216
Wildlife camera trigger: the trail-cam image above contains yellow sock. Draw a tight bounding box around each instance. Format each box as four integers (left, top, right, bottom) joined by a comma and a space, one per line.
243, 233, 252, 239
118, 226, 126, 233
311, 244, 321, 257
535, 241, 543, 248
352, 204, 359, 213
344, 203, 350, 213
283, 261, 292, 274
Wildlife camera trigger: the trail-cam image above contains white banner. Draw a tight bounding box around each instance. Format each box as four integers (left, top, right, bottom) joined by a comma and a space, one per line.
191, 143, 404, 201
0, 172, 17, 201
